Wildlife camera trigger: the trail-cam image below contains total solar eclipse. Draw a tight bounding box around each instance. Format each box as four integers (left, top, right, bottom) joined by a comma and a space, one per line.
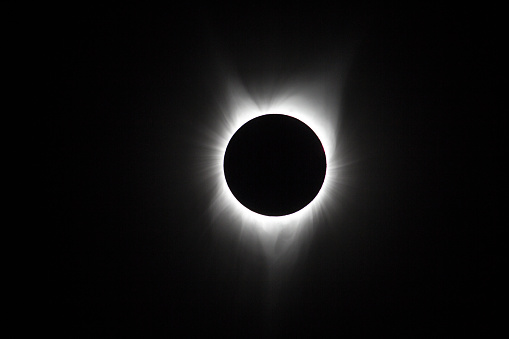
223, 114, 327, 216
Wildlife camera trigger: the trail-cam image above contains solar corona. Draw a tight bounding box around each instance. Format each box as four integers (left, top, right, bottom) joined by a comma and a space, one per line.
199, 72, 345, 261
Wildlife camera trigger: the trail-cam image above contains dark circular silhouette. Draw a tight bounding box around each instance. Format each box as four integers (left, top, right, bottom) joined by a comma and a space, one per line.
223, 114, 326, 216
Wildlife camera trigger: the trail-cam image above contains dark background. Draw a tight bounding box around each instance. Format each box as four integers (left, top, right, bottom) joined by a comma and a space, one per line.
43, 3, 499, 336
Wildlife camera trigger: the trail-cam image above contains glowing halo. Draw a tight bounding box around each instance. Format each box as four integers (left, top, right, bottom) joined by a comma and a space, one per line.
197, 70, 346, 262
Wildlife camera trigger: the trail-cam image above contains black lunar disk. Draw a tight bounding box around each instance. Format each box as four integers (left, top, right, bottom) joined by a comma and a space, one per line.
223, 114, 327, 216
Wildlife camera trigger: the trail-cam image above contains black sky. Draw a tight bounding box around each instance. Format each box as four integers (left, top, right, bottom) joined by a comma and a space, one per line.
44, 3, 499, 336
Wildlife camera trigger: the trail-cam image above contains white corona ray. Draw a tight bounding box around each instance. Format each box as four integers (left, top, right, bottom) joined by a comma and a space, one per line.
197, 67, 347, 264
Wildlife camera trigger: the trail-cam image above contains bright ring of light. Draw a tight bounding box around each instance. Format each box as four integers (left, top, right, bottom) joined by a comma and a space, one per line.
197, 70, 346, 260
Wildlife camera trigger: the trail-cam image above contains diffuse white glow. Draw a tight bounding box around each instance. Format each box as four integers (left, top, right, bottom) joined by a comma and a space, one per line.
197, 68, 347, 263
